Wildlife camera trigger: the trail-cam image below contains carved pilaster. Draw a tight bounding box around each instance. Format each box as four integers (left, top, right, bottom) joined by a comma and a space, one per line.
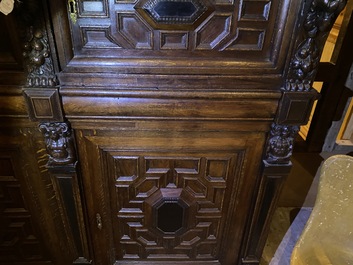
271, 0, 347, 159
286, 0, 346, 92
17, 0, 64, 122
19, 3, 92, 261
39, 122, 92, 264
242, 1, 347, 264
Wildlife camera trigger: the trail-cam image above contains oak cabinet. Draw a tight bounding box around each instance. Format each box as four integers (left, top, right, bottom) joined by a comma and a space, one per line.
0, 0, 346, 264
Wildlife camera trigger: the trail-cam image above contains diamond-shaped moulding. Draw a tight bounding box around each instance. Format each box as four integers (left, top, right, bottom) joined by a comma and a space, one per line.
135, 0, 214, 30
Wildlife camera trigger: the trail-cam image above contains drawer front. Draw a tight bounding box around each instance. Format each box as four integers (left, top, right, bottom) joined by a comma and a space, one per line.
61, 90, 281, 123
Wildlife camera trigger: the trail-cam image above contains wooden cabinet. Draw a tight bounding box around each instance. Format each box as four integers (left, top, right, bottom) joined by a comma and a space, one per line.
0, 0, 346, 264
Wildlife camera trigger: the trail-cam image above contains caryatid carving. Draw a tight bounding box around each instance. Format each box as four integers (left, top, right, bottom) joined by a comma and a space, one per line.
39, 123, 76, 166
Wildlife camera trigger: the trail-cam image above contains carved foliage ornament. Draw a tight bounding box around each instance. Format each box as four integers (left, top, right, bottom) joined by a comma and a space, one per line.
12, 0, 58, 87
39, 123, 76, 166
265, 124, 299, 164
23, 26, 58, 87
285, 0, 346, 91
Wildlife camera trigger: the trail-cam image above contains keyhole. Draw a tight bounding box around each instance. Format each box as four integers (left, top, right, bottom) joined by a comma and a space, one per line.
69, 0, 75, 13
68, 0, 77, 23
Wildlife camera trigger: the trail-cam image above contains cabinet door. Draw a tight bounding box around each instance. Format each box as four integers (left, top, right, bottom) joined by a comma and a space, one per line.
76, 129, 265, 265
57, 0, 301, 79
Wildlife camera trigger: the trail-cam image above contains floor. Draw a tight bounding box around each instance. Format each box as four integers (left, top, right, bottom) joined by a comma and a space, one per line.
260, 150, 352, 264
261, 207, 312, 265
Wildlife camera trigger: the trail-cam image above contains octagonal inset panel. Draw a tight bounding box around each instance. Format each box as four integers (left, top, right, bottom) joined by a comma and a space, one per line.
143, 0, 205, 24
135, 0, 214, 30
145, 188, 197, 236
157, 200, 185, 233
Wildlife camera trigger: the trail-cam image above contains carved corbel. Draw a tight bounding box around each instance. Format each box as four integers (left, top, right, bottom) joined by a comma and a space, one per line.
265, 124, 299, 165
39, 122, 76, 167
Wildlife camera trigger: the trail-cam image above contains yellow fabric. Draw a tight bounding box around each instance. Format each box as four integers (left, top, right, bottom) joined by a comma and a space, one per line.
290, 155, 353, 265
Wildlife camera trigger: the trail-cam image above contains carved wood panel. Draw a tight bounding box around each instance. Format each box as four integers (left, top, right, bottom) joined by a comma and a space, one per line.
53, 0, 305, 79
109, 154, 236, 260
76, 129, 266, 264
0, 149, 48, 262
73, 0, 278, 53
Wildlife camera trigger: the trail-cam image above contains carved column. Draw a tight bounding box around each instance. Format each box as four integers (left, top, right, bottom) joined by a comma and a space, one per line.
18, 0, 91, 264
241, 0, 347, 264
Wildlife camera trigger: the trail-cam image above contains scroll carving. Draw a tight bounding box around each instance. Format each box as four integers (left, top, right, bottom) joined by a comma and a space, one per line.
39, 123, 76, 167
265, 124, 299, 164
285, 0, 346, 91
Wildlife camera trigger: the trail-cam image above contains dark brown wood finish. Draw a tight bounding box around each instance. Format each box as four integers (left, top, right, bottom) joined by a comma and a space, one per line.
61, 0, 300, 76
75, 124, 268, 265
0, 2, 89, 264
0, 119, 78, 265
0, 0, 346, 264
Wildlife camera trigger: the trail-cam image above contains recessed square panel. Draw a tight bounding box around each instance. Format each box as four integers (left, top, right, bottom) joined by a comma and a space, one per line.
23, 88, 64, 122
82, 1, 104, 12
240, 1, 271, 21
276, 91, 320, 125
79, 0, 108, 16
31, 98, 53, 117
225, 29, 265, 50
160, 32, 188, 49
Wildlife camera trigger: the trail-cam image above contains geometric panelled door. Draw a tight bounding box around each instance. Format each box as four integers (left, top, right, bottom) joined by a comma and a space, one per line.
76, 130, 266, 264
113, 156, 230, 259
108, 152, 238, 259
